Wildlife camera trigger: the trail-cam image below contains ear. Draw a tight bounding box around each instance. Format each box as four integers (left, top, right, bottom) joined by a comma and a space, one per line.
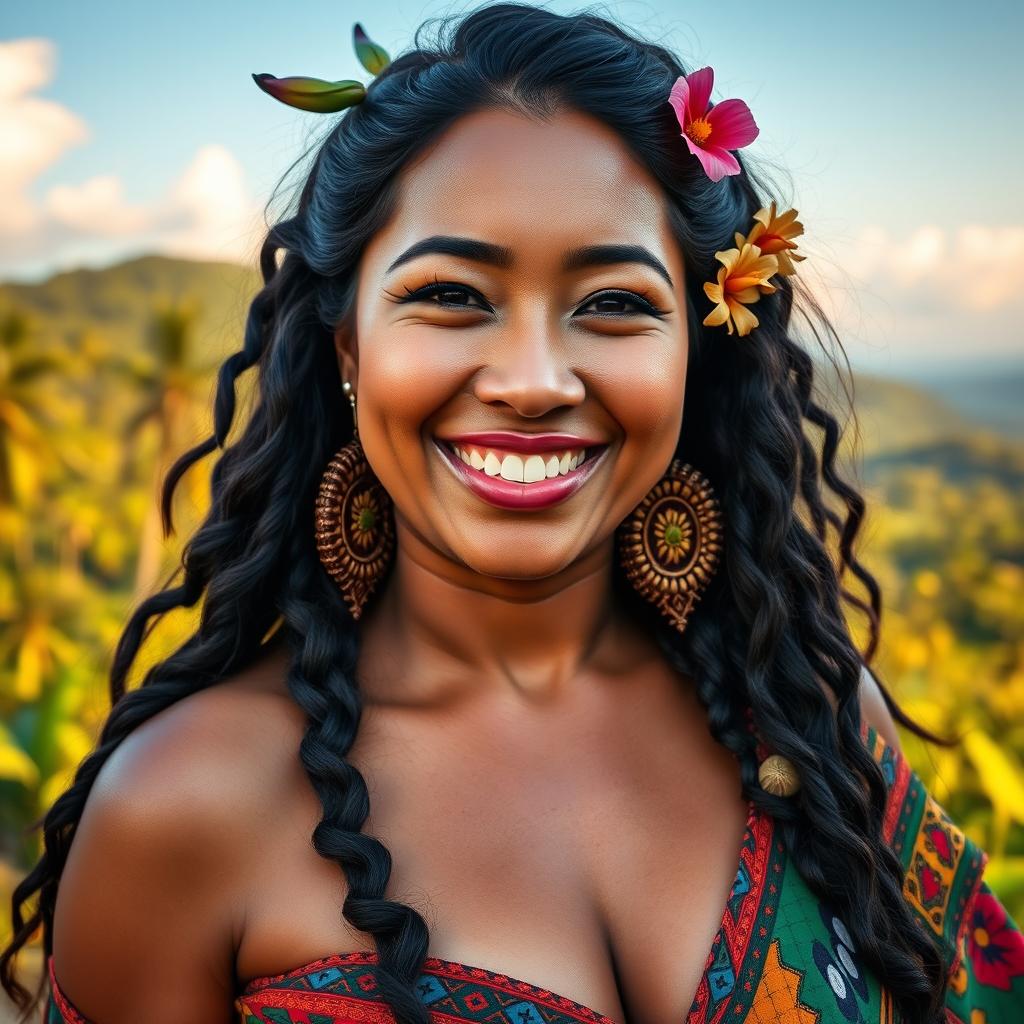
333, 320, 358, 388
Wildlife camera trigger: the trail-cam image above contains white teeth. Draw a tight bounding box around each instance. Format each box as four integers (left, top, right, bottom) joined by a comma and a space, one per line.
445, 442, 595, 483
499, 454, 525, 482
523, 454, 547, 482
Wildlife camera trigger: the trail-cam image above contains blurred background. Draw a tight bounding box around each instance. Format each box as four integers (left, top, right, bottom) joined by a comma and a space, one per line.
1, 0, 1022, 1008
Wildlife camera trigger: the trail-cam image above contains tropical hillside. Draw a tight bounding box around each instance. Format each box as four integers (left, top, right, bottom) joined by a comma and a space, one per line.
1, 254, 1021, 979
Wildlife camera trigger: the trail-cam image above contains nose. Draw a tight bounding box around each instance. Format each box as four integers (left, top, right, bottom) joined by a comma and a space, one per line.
472, 320, 585, 417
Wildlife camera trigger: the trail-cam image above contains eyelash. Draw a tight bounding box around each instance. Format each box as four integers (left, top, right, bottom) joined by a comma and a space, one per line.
398, 281, 669, 319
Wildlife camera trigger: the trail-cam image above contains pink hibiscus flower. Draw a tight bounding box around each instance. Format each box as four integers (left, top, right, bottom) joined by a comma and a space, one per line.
667, 67, 759, 183
967, 889, 1024, 991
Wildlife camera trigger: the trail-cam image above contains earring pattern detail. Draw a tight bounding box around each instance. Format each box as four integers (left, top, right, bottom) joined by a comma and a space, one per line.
616, 460, 723, 635
315, 438, 395, 620
314, 382, 394, 620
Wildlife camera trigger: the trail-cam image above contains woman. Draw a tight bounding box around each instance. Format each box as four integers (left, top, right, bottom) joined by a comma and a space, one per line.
3, 4, 1022, 1024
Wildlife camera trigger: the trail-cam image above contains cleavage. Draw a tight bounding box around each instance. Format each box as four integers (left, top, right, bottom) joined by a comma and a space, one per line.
235, 685, 749, 1024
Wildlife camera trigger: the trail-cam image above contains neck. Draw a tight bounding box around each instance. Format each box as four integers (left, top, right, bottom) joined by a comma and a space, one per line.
356, 518, 644, 709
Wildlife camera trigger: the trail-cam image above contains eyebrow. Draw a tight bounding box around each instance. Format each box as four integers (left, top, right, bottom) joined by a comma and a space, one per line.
385, 235, 675, 289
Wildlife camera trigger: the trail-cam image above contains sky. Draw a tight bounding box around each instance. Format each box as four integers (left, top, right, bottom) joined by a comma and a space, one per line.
1, 0, 1021, 375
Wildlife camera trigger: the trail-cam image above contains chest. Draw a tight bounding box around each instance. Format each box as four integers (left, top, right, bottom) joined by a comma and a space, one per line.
234, 681, 751, 1024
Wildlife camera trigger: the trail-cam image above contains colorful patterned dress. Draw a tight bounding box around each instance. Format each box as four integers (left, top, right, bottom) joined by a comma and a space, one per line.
44, 722, 1024, 1024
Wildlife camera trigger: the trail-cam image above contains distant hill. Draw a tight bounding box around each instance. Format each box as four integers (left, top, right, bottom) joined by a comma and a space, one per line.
0, 253, 262, 363
896, 369, 1024, 440
811, 364, 975, 458
864, 435, 1024, 491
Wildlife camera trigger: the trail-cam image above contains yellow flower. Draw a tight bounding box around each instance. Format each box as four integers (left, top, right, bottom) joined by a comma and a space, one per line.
743, 201, 805, 276
702, 242, 779, 337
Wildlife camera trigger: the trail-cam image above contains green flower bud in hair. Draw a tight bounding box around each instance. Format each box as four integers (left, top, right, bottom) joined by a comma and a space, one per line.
252, 22, 390, 113
353, 22, 391, 75
251, 75, 366, 113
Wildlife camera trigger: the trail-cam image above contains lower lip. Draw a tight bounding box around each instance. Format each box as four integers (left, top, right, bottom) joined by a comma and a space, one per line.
434, 441, 609, 510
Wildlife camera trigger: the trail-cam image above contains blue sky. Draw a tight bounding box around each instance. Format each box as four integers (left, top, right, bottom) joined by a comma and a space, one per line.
2, 0, 1021, 374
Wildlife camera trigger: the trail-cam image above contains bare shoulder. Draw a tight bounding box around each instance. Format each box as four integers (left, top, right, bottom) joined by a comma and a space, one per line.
72, 639, 300, 842
858, 661, 902, 752
51, 642, 299, 1023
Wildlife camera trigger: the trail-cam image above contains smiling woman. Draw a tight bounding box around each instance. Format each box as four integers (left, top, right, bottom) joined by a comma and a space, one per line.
3, 4, 1022, 1024
341, 104, 690, 564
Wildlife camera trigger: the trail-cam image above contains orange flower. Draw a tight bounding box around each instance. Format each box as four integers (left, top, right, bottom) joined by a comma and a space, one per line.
744, 202, 805, 276
702, 242, 779, 337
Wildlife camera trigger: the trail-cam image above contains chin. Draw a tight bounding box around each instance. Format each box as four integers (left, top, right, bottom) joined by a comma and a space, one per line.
448, 538, 589, 582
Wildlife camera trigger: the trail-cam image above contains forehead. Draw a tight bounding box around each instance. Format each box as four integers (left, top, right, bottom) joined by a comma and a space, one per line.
367, 105, 681, 276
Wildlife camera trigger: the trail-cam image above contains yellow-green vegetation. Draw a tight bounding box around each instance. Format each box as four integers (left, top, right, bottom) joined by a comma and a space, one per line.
0, 255, 1021, 957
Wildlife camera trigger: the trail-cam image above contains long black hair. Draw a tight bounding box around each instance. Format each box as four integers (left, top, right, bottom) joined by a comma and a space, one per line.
3, 3, 954, 1022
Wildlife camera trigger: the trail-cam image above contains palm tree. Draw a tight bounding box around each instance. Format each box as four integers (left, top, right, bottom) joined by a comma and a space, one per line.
114, 298, 214, 598
0, 309, 63, 574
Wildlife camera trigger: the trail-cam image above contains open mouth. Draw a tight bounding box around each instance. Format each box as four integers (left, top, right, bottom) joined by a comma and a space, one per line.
433, 438, 611, 510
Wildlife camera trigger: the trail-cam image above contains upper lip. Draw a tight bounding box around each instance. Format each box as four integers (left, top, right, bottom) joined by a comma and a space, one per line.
438, 431, 607, 454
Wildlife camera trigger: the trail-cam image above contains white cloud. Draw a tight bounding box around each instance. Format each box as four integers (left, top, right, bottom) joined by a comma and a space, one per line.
160, 145, 262, 263
836, 223, 1024, 312
956, 225, 1024, 312
44, 175, 152, 235
0, 37, 263, 278
0, 38, 89, 236
795, 223, 1024, 369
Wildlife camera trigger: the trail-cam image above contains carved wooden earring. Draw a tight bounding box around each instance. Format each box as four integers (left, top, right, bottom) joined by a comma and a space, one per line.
616, 460, 724, 636
758, 754, 802, 797
314, 381, 395, 620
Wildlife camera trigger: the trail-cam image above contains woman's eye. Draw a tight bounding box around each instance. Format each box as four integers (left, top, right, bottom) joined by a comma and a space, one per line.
402, 283, 489, 310
400, 283, 664, 318
577, 291, 663, 317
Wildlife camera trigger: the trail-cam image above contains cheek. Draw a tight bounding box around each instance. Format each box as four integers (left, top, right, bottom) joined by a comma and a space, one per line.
363, 341, 449, 421
354, 329, 459, 477
591, 336, 687, 452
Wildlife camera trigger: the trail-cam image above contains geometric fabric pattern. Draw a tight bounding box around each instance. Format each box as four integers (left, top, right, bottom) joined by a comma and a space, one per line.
44, 723, 1024, 1023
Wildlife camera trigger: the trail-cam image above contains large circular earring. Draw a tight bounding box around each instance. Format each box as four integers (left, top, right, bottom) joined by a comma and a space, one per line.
615, 459, 724, 636
314, 381, 395, 620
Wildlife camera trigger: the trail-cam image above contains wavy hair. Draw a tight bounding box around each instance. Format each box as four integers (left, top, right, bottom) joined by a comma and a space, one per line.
3, 4, 955, 1022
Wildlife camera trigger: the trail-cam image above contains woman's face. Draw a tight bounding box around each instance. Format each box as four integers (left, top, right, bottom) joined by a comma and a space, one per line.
336, 105, 689, 581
